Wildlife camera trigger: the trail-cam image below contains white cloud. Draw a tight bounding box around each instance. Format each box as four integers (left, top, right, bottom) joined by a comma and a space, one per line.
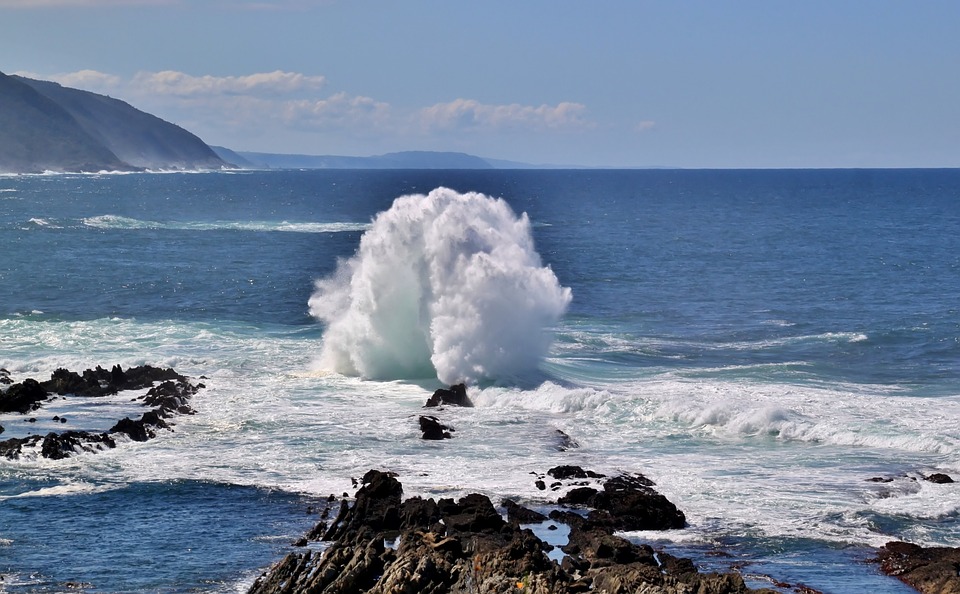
635, 120, 656, 132
130, 70, 326, 97
281, 92, 391, 129
14, 68, 596, 157
54, 69, 123, 91
419, 98, 590, 132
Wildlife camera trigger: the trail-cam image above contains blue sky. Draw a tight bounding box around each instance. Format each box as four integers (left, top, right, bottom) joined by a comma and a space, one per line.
2, 0, 958, 168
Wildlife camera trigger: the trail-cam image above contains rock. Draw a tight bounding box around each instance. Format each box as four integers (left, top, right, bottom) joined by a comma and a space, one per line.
924, 473, 954, 484
419, 415, 453, 440
502, 499, 548, 524
556, 471, 685, 531
249, 470, 766, 594
41, 431, 116, 460
548, 465, 605, 480
0, 364, 199, 460
424, 383, 473, 408
0, 368, 12, 384
877, 541, 960, 594
0, 378, 49, 413
43, 367, 99, 396
552, 429, 579, 451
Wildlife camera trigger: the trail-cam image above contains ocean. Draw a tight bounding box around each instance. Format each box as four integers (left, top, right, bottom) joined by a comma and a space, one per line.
1, 168, 957, 593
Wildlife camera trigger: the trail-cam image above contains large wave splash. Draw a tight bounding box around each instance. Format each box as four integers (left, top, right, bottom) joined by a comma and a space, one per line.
309, 187, 572, 385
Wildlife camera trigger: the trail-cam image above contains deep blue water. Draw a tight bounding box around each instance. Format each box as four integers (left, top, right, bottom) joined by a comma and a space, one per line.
1, 169, 959, 593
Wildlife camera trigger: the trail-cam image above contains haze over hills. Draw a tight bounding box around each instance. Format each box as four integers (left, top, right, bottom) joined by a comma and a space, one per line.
0, 71, 228, 174
211, 147, 565, 170
0, 70, 571, 174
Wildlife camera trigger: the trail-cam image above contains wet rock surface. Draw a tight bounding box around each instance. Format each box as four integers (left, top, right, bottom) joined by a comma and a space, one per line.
0, 365, 202, 460
248, 470, 773, 594
424, 383, 473, 408
877, 541, 960, 594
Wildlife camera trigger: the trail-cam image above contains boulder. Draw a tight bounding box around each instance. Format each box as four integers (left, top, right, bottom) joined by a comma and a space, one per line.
548, 465, 606, 480
556, 471, 686, 531
419, 415, 453, 440
0, 378, 49, 413
924, 473, 955, 484
424, 383, 473, 408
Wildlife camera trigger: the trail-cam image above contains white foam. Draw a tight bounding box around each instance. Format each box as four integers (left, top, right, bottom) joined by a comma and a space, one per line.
80, 215, 368, 233
309, 187, 572, 384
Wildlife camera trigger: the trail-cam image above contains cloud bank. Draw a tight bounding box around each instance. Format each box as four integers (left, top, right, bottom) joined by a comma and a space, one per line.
16, 68, 596, 155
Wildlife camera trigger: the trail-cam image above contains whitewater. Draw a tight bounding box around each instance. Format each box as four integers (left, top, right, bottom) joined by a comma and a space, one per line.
1, 169, 958, 593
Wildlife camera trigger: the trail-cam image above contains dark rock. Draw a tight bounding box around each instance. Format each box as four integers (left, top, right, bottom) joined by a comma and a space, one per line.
424, 383, 473, 408
0, 364, 199, 460
419, 415, 453, 440
0, 368, 11, 384
548, 465, 605, 480
867, 476, 894, 483
0, 435, 38, 459
553, 428, 579, 451
43, 367, 100, 396
249, 470, 764, 594
535, 479, 546, 490
502, 499, 548, 524
0, 378, 49, 413
877, 541, 960, 594
924, 473, 955, 484
558, 486, 599, 506
41, 431, 116, 460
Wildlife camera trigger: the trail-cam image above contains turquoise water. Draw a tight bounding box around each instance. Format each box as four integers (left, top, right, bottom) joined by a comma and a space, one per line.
1, 169, 958, 592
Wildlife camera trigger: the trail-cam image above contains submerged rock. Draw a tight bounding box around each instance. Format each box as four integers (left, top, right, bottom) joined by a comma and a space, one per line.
248, 470, 769, 594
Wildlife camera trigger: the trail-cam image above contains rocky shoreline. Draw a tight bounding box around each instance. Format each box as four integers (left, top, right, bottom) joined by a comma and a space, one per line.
243, 385, 960, 594
248, 468, 779, 594
0, 364, 202, 460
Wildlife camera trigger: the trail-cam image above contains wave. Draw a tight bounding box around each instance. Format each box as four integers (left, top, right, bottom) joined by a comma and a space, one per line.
309, 187, 572, 385
81, 215, 370, 234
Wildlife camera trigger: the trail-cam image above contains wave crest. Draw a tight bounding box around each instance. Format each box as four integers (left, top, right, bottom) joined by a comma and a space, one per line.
309, 187, 572, 384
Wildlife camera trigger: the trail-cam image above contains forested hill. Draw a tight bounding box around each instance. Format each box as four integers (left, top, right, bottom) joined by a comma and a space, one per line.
0, 71, 228, 173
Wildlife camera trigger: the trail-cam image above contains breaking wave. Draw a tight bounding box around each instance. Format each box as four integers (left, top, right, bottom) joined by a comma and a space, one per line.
309, 187, 572, 384
81, 215, 369, 233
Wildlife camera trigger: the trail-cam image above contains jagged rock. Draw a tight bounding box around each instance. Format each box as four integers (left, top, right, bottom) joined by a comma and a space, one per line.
502, 499, 548, 524
248, 470, 767, 594
548, 465, 606, 480
419, 415, 453, 440
924, 473, 954, 484
0, 378, 49, 413
553, 429, 579, 451
40, 431, 116, 459
0, 364, 199, 460
424, 383, 473, 408
556, 471, 686, 531
0, 368, 12, 384
877, 541, 960, 594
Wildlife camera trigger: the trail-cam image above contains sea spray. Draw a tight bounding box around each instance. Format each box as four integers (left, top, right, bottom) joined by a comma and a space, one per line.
309, 187, 572, 384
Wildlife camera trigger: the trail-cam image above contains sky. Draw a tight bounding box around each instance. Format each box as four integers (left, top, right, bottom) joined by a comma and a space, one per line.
1, 1, 959, 168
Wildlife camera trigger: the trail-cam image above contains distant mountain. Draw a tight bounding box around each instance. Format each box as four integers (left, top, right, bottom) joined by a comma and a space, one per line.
231, 150, 496, 170
0, 70, 228, 173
